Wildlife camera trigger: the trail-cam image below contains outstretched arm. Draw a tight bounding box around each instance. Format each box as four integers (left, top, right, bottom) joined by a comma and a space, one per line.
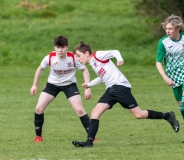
30, 66, 45, 96
81, 67, 92, 100
82, 77, 102, 88
117, 60, 124, 66
156, 62, 175, 86
109, 50, 124, 66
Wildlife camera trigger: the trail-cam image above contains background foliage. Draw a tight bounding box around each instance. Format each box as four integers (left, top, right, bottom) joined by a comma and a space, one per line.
1, 0, 184, 160
0, 0, 158, 66
132, 0, 184, 37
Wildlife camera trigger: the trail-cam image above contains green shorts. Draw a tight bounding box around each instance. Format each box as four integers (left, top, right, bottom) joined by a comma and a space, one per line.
172, 84, 184, 101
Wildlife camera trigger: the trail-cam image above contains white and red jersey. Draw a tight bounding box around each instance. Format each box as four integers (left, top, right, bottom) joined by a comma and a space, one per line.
41, 51, 86, 86
88, 50, 131, 89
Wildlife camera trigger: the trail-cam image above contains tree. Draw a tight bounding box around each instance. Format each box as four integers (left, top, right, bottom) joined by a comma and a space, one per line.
132, 0, 184, 37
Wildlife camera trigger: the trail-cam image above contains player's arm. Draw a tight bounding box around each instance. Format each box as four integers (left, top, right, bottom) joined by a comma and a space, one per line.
156, 62, 175, 86
82, 77, 103, 88
111, 50, 124, 66
81, 67, 92, 100
156, 40, 175, 86
30, 66, 45, 96
97, 50, 124, 66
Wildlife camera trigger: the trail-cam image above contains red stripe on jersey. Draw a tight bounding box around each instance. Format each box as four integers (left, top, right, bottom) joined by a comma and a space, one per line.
92, 52, 109, 63
48, 51, 75, 66
49, 51, 56, 66
67, 52, 75, 67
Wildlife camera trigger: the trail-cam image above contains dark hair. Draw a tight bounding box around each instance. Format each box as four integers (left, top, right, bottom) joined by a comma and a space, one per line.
73, 41, 92, 55
54, 35, 68, 46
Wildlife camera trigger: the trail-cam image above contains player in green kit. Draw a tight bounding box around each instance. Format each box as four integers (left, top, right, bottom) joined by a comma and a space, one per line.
156, 14, 184, 143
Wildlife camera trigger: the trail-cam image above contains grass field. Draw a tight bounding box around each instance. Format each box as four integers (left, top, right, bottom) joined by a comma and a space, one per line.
0, 0, 157, 66
0, 65, 184, 160
1, 0, 184, 160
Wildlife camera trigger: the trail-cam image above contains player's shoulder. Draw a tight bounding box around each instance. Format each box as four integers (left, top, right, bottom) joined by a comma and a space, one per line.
66, 52, 75, 61
47, 51, 57, 66
92, 51, 110, 63
49, 51, 56, 56
159, 35, 168, 42
94, 50, 103, 57
180, 32, 184, 39
66, 51, 75, 57
181, 32, 184, 36
158, 35, 172, 47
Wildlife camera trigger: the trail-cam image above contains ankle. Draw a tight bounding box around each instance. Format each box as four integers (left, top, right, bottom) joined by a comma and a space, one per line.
87, 138, 93, 144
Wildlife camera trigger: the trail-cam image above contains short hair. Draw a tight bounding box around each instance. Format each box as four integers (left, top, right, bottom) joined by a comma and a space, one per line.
54, 35, 68, 46
161, 14, 184, 32
73, 41, 92, 55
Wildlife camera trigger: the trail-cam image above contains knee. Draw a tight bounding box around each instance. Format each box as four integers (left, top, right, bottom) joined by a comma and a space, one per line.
133, 112, 145, 119
91, 108, 96, 116
75, 108, 85, 116
91, 108, 101, 119
35, 107, 44, 114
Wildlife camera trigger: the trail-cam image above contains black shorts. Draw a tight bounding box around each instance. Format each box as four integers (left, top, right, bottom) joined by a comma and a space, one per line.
42, 82, 80, 99
98, 85, 138, 109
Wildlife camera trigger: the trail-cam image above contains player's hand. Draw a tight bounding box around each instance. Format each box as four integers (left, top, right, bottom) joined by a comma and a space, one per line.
117, 60, 124, 66
164, 77, 175, 86
84, 88, 92, 100
82, 83, 89, 89
30, 85, 38, 96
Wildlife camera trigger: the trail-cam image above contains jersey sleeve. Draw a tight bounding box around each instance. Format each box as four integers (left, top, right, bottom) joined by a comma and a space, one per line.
156, 39, 166, 62
96, 50, 123, 61
88, 77, 103, 87
40, 55, 49, 68
74, 55, 86, 70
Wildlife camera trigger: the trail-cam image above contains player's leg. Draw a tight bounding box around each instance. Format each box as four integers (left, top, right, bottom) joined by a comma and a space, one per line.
129, 106, 179, 132
172, 85, 184, 119
111, 84, 179, 132
129, 103, 180, 133
34, 82, 59, 142
129, 106, 164, 119
68, 94, 90, 131
69, 94, 99, 141
88, 103, 109, 140
68, 94, 86, 117
72, 90, 113, 147
175, 84, 184, 143
34, 92, 55, 142
64, 83, 91, 134
72, 103, 110, 147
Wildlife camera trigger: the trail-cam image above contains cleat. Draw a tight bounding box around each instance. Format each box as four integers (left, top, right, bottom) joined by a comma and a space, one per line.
166, 111, 180, 132
182, 140, 184, 144
94, 137, 98, 142
34, 136, 43, 142
72, 141, 93, 148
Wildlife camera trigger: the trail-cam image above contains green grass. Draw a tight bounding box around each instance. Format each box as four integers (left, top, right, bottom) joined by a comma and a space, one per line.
0, 65, 184, 160
0, 0, 183, 160
0, 0, 157, 66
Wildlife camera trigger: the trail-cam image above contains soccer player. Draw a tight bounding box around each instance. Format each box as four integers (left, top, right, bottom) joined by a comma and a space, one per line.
71, 41, 180, 148
30, 35, 96, 142
156, 14, 184, 143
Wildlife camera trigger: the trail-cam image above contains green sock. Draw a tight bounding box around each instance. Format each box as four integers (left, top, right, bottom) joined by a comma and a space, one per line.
180, 96, 184, 119
179, 105, 184, 119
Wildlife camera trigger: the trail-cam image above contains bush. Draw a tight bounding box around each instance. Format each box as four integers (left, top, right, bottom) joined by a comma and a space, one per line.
132, 0, 184, 37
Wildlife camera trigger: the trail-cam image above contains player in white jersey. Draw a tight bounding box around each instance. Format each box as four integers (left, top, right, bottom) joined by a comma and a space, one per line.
71, 41, 180, 148
30, 35, 97, 142
156, 15, 184, 143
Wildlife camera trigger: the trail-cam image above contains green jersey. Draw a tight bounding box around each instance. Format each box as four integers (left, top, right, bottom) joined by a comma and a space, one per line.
156, 32, 184, 88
